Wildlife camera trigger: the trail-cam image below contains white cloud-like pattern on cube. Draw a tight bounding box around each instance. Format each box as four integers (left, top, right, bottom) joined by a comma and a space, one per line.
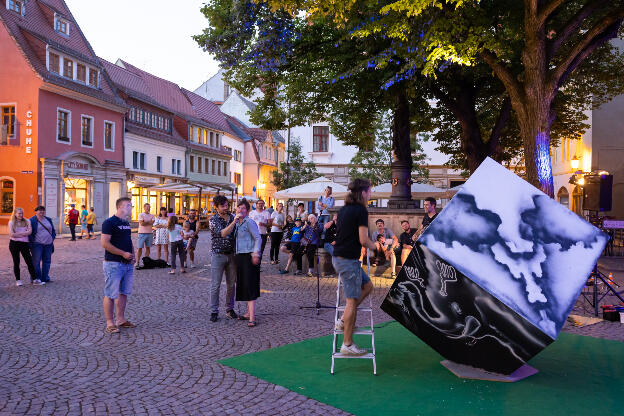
421, 158, 608, 339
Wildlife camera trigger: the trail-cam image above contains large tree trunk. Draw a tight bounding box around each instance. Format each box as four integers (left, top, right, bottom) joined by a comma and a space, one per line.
388, 90, 414, 209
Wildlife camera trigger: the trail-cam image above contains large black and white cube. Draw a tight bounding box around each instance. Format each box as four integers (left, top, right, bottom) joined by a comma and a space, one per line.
381, 158, 608, 376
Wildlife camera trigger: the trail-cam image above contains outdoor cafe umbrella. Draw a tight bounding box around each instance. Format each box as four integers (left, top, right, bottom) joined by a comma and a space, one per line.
370, 182, 448, 199
273, 176, 349, 200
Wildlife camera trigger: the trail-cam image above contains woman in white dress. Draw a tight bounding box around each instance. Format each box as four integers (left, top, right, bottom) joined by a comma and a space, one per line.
153, 207, 170, 264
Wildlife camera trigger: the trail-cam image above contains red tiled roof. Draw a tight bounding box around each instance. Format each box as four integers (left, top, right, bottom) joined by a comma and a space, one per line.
125, 124, 187, 147
0, 0, 124, 107
181, 88, 236, 137
247, 128, 271, 142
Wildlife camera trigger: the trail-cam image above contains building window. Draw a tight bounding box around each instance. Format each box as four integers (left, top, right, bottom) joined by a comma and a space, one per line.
140, 153, 145, 170
203, 129, 208, 145
177, 160, 181, 175
196, 127, 201, 143
158, 116, 163, 130
55, 17, 69, 35
212, 160, 216, 175
197, 157, 202, 173
49, 53, 60, 74
63, 58, 73, 78
1, 179, 15, 215
223, 162, 228, 177
81, 116, 93, 147
89, 69, 98, 87
190, 155, 195, 172
234, 173, 241, 186
137, 109, 144, 124
274, 149, 278, 162
144, 111, 150, 126
171, 159, 176, 174
152, 113, 157, 128
104, 121, 114, 150
129, 107, 136, 121
7, 0, 24, 15
313, 126, 329, 152
217, 161, 221, 176
57, 109, 70, 143
76, 64, 86, 83
133, 151, 139, 169
164, 118, 170, 132
1, 106, 15, 141
205, 158, 209, 174
156, 156, 162, 173
234, 150, 241, 162
216, 133, 220, 148
210, 132, 214, 147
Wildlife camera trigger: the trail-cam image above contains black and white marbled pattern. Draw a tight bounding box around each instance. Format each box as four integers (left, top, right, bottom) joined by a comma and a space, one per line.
381, 243, 553, 375
420, 158, 608, 339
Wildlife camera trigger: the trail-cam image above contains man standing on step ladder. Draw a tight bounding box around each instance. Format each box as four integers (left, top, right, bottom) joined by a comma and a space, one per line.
332, 178, 377, 356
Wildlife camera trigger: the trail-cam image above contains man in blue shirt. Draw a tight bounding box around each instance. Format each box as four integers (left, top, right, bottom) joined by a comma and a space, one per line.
101, 197, 136, 334
279, 217, 303, 275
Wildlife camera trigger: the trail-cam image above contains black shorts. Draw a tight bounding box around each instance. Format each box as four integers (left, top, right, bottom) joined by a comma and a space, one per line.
285, 242, 300, 252
87, 224, 94, 233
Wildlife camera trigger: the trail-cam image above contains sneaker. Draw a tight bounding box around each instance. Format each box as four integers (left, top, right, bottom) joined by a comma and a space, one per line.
16, 280, 23, 287
225, 309, 238, 319
190, 263, 196, 269
293, 270, 302, 276
32, 279, 45, 285
340, 343, 368, 356
335, 319, 344, 331
210, 313, 218, 322
278, 270, 289, 275
307, 271, 314, 277
270, 260, 275, 265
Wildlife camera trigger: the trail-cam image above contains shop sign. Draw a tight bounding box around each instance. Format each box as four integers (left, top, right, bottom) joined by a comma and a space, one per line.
25, 110, 33, 154
134, 175, 160, 184
65, 158, 91, 173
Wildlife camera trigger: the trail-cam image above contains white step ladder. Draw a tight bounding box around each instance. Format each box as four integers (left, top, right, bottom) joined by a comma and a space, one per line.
331, 253, 376, 374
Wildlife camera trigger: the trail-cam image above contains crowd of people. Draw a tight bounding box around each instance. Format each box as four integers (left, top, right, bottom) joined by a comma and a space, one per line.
6, 181, 439, 355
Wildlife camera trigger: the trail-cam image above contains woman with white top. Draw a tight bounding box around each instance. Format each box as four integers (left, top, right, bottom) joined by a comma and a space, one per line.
167, 216, 186, 274
153, 207, 170, 264
8, 207, 36, 286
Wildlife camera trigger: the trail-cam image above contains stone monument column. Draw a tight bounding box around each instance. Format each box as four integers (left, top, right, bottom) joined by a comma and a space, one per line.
388, 90, 415, 209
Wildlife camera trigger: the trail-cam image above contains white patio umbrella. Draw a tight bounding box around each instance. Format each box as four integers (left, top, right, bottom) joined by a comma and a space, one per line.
370, 182, 448, 199
444, 184, 464, 198
273, 176, 349, 200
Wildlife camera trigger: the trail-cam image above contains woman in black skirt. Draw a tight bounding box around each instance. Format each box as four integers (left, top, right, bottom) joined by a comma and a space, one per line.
222, 198, 262, 327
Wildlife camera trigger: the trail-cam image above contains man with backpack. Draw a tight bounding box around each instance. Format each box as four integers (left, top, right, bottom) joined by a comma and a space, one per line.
66, 204, 80, 241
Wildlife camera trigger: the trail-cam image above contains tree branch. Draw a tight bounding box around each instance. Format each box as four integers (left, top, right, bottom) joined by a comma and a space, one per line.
547, 0, 610, 59
429, 83, 462, 118
489, 96, 512, 152
538, 0, 566, 24
548, 10, 624, 94
554, 20, 622, 90
480, 49, 525, 106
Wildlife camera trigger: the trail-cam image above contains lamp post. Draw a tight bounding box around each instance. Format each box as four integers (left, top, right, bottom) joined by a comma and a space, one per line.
571, 155, 580, 171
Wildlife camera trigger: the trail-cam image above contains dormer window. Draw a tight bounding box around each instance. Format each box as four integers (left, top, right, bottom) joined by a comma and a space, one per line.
77, 64, 86, 83
49, 53, 60, 74
63, 58, 73, 78
88, 69, 98, 87
7, 0, 24, 15
55, 16, 70, 35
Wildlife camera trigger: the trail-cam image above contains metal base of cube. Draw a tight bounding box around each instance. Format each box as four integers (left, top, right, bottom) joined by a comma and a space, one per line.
441, 360, 538, 382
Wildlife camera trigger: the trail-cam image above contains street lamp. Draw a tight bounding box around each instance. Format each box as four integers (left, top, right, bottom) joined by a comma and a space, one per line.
571, 155, 580, 170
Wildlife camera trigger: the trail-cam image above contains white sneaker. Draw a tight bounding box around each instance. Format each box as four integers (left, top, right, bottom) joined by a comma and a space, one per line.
190, 263, 196, 269
33, 279, 45, 285
340, 343, 368, 356
16, 280, 23, 287
335, 319, 344, 331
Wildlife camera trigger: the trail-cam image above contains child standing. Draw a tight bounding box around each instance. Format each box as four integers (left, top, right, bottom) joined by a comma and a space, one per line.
168, 216, 185, 274
181, 221, 194, 250
279, 217, 303, 275
86, 207, 97, 239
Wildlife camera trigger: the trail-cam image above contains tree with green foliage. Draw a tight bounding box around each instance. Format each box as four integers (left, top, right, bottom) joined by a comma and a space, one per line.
256, 0, 624, 196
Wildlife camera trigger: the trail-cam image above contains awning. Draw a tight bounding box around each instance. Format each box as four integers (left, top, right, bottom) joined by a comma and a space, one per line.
370, 182, 448, 199
147, 182, 233, 194
273, 176, 349, 200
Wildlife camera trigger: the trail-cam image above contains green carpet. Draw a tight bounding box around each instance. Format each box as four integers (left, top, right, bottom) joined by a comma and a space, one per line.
219, 321, 624, 415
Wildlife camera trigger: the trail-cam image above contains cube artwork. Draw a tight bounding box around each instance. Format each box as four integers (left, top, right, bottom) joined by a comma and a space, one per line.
381, 158, 608, 377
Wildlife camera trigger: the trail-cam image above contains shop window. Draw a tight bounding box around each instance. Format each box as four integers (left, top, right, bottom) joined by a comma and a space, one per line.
1, 106, 15, 144
49, 53, 60, 74
156, 156, 162, 173
1, 179, 15, 215
89, 69, 98, 87
313, 126, 329, 152
76, 64, 86, 83
81, 115, 93, 147
57, 109, 70, 143
104, 121, 114, 150
64, 178, 87, 219
63, 58, 73, 78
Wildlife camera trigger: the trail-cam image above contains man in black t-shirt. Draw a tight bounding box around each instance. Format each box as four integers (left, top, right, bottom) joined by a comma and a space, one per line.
398, 220, 417, 265
333, 179, 377, 356
416, 196, 438, 238
101, 197, 136, 334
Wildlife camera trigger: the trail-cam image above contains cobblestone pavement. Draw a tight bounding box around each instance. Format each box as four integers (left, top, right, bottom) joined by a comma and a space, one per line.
1, 233, 623, 415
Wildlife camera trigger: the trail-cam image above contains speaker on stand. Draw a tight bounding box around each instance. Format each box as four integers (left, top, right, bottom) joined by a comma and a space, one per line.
582, 173, 613, 212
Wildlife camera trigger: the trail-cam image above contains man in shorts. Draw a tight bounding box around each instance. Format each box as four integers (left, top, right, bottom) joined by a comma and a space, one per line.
186, 209, 200, 268
101, 197, 137, 334
86, 207, 97, 239
136, 203, 154, 267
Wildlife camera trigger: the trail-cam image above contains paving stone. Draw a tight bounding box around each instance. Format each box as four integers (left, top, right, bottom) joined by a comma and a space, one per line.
0, 233, 622, 416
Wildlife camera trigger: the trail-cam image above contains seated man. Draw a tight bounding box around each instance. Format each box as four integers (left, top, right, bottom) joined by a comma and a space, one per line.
371, 234, 391, 266
398, 220, 418, 265
370, 218, 400, 277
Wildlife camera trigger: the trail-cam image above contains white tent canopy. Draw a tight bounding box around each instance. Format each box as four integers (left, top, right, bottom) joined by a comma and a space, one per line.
370, 182, 448, 199
274, 176, 349, 200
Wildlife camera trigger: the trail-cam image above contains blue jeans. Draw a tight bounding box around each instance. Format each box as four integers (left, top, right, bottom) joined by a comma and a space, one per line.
210, 253, 236, 314
323, 242, 334, 256
31, 243, 53, 282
